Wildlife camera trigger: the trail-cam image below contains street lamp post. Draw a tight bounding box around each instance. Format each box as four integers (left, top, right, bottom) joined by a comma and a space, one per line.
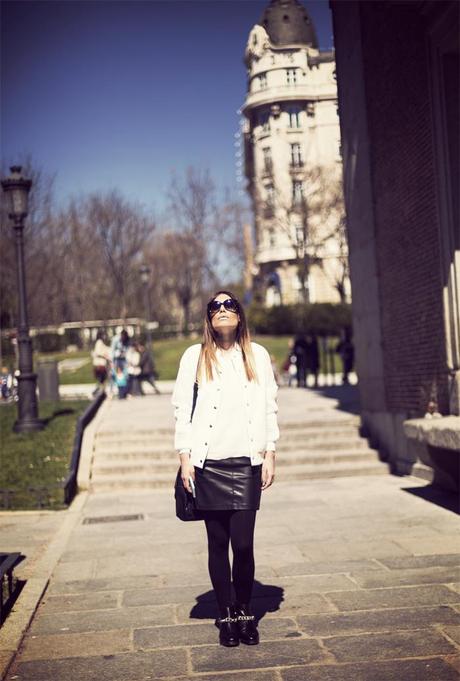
1, 166, 44, 432
139, 265, 152, 349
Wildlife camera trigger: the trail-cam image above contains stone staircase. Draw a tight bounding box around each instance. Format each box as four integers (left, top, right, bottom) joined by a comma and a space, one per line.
89, 408, 387, 492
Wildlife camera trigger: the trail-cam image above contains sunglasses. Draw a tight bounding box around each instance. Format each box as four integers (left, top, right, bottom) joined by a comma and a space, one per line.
207, 298, 239, 316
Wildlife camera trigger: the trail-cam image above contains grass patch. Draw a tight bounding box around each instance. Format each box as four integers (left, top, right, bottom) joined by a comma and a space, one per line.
0, 400, 89, 510
4, 335, 343, 385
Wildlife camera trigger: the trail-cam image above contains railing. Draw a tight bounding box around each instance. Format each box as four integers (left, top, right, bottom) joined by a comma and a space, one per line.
63, 390, 106, 504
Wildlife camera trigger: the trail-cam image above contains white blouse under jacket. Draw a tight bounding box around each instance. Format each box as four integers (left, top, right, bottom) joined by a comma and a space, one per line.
171, 342, 279, 469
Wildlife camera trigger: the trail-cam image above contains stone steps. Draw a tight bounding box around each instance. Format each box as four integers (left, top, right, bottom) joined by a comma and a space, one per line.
91, 448, 380, 478
89, 459, 388, 492
93, 426, 363, 450
93, 416, 361, 442
89, 402, 384, 490
93, 436, 369, 458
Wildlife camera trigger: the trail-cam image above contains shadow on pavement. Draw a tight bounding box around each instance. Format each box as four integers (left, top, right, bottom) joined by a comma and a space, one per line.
402, 484, 459, 515
312, 384, 361, 415
189, 580, 284, 622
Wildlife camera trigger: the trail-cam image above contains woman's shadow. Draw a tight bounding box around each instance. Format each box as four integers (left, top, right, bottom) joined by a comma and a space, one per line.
189, 580, 284, 622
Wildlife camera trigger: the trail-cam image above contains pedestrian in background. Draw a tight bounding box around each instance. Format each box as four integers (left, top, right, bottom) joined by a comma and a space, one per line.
172, 290, 279, 647
114, 364, 129, 399
138, 341, 161, 394
305, 333, 320, 388
91, 331, 111, 395
293, 334, 308, 387
336, 327, 355, 384
111, 328, 130, 371
126, 340, 143, 395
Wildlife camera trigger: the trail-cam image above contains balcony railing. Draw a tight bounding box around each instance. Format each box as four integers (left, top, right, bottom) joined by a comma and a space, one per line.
263, 205, 275, 218
290, 160, 304, 172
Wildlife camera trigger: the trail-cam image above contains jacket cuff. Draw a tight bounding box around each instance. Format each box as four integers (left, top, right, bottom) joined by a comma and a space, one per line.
266, 442, 276, 452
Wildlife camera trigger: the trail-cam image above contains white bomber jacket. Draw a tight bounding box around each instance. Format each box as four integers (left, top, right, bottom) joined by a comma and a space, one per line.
171, 342, 279, 468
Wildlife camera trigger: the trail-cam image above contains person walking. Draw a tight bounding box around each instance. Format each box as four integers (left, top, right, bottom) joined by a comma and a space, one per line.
126, 340, 143, 395
91, 331, 111, 394
138, 341, 161, 394
305, 333, 320, 388
336, 327, 355, 384
293, 334, 308, 387
111, 329, 130, 371
172, 290, 279, 647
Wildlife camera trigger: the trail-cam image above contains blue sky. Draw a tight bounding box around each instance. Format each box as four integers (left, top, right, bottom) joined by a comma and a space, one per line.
2, 0, 334, 214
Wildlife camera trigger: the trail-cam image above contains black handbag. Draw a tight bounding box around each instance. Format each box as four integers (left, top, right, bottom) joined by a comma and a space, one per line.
175, 378, 203, 521
174, 468, 203, 521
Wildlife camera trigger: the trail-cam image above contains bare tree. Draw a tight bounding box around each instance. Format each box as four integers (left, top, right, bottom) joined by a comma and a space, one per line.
166, 168, 218, 333
255, 164, 347, 304
85, 190, 155, 318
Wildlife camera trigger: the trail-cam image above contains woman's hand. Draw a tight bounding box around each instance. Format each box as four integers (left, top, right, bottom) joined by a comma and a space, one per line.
180, 452, 195, 493
261, 451, 275, 490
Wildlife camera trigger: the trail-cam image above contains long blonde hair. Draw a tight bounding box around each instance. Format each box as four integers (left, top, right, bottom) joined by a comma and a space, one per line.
197, 290, 258, 383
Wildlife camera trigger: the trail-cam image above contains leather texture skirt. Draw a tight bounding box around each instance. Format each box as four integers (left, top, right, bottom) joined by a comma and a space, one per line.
194, 457, 262, 511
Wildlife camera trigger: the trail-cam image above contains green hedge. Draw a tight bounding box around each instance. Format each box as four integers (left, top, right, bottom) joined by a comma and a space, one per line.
247, 303, 352, 336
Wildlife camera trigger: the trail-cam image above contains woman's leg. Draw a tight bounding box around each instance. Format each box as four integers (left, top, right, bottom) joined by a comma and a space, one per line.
203, 511, 232, 610
229, 510, 257, 604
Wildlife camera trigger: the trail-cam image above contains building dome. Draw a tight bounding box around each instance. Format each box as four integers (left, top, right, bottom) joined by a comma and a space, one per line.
258, 0, 318, 48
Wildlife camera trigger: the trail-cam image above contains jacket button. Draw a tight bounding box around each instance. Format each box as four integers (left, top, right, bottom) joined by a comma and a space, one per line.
209, 425, 213, 428
213, 406, 217, 409
205, 442, 208, 446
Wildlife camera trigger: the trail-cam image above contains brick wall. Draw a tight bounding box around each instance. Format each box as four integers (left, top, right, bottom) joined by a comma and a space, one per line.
359, 2, 448, 415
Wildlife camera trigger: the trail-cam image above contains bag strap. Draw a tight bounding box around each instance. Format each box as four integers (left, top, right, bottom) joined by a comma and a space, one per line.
190, 346, 202, 422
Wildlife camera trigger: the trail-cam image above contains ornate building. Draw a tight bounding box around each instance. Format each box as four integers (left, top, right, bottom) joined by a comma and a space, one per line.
242, 0, 349, 306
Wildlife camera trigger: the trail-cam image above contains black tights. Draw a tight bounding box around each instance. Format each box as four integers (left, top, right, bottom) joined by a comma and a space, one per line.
203, 510, 257, 611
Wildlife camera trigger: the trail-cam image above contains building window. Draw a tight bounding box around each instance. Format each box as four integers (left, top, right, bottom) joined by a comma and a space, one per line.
288, 106, 301, 128
262, 147, 272, 173
268, 227, 276, 248
266, 183, 275, 205
259, 110, 270, 132
290, 143, 303, 167
292, 180, 304, 205
286, 69, 297, 85
264, 183, 275, 217
295, 222, 304, 248
259, 73, 267, 89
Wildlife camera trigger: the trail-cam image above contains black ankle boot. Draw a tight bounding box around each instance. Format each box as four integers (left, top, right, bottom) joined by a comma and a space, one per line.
214, 606, 239, 647
234, 602, 259, 645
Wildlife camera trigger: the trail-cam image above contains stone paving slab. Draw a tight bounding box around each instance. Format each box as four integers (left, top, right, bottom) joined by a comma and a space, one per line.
11, 649, 188, 681
280, 658, 460, 681
274, 558, 383, 577
350, 565, 460, 588
28, 604, 176, 635
324, 628, 457, 662
18, 629, 133, 661
324, 584, 460, 611
39, 590, 121, 613
378, 553, 460, 569
190, 639, 328, 673
297, 605, 460, 636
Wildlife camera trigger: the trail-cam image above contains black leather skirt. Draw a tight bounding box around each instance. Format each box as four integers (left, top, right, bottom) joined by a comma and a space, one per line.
194, 457, 262, 511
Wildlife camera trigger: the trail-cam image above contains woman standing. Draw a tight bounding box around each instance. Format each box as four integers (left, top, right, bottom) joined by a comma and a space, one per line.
172, 290, 279, 647
91, 331, 111, 394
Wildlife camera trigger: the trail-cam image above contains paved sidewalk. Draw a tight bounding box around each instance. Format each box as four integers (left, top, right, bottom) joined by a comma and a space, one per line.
2, 389, 460, 680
